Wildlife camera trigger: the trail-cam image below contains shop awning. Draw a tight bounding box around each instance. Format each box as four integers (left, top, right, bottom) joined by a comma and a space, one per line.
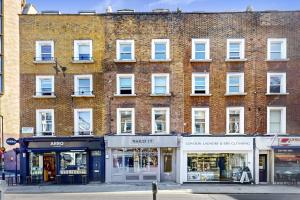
27, 147, 88, 152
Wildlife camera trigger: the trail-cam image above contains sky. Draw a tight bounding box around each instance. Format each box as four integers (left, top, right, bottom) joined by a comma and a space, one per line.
27, 0, 300, 13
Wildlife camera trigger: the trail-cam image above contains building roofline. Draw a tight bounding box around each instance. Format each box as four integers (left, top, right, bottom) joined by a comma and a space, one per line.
19, 10, 300, 16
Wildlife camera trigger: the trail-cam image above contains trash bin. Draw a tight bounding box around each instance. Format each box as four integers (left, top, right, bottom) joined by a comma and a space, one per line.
0, 180, 7, 200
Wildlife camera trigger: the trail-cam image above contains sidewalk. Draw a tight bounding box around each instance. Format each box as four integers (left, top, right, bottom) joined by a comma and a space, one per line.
5, 183, 300, 194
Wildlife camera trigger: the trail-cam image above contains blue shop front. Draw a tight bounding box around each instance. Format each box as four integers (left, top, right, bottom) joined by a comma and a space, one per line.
19, 137, 105, 184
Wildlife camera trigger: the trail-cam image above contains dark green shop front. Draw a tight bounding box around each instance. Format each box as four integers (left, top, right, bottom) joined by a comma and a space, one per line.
19, 137, 105, 184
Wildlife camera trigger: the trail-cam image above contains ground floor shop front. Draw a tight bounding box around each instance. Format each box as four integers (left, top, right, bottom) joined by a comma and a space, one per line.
105, 135, 179, 183
255, 136, 300, 184
180, 136, 254, 183
19, 137, 105, 184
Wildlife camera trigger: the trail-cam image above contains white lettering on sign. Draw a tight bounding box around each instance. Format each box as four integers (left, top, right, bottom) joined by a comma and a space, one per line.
50, 142, 64, 146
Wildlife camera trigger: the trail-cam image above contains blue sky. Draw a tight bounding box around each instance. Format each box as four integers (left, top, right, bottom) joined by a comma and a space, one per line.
28, 0, 300, 13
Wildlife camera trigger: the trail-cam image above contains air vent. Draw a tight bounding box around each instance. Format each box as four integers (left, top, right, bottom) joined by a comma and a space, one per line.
117, 9, 135, 13
41, 10, 61, 15
152, 9, 170, 13
78, 10, 96, 15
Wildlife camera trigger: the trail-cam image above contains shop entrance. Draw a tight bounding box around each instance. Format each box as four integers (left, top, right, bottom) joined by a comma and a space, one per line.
160, 148, 175, 182
43, 153, 56, 182
259, 154, 268, 183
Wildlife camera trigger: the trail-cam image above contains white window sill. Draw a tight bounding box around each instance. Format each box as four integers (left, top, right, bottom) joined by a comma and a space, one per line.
266, 59, 289, 62
72, 134, 94, 137
190, 59, 212, 63
265, 93, 289, 96
225, 58, 247, 62
225, 93, 247, 96
114, 94, 137, 97
114, 59, 136, 63
72, 59, 94, 64
149, 59, 172, 63
71, 94, 95, 98
33, 134, 55, 137
191, 133, 211, 135
225, 133, 245, 135
190, 93, 212, 96
266, 133, 287, 135
33, 60, 56, 64
33, 95, 56, 99
150, 93, 171, 97
150, 133, 170, 135
116, 133, 135, 136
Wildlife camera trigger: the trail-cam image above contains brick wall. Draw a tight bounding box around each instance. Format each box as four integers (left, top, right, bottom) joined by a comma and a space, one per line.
20, 15, 105, 137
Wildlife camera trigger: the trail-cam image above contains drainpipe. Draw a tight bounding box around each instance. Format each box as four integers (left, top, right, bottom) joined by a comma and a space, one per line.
253, 137, 256, 184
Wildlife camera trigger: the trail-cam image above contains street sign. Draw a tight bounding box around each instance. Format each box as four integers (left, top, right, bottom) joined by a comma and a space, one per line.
6, 138, 18, 146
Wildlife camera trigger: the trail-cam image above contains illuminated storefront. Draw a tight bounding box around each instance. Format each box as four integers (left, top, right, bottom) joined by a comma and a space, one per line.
180, 136, 254, 183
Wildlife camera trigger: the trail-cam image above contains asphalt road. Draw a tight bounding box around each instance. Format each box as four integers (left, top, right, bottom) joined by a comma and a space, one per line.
5, 193, 300, 200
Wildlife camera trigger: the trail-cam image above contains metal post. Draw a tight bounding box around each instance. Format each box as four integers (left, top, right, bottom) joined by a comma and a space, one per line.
152, 181, 158, 200
0, 115, 4, 181
14, 149, 17, 184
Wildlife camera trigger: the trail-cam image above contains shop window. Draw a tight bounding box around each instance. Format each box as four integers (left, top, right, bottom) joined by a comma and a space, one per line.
29, 153, 43, 181
36, 76, 54, 96
267, 107, 286, 134
117, 108, 135, 135
112, 148, 158, 174
267, 38, 287, 60
226, 73, 245, 94
192, 108, 209, 135
74, 40, 92, 61
35, 41, 54, 61
74, 75, 93, 96
187, 153, 248, 182
116, 40, 134, 61
192, 73, 210, 95
116, 74, 135, 95
60, 152, 87, 174
227, 39, 245, 60
36, 109, 54, 136
152, 74, 170, 95
226, 107, 244, 134
151, 39, 170, 60
152, 108, 170, 134
74, 109, 93, 136
192, 39, 210, 60
267, 73, 286, 94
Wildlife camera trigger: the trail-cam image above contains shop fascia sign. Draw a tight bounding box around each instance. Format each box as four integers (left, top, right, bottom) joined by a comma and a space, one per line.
279, 137, 300, 146
182, 137, 253, 151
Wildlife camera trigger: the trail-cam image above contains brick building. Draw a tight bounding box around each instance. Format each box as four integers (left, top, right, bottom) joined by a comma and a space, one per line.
18, 8, 300, 185
19, 13, 106, 184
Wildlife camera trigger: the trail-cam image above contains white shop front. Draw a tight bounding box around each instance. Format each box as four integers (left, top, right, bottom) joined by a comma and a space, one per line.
105, 135, 179, 183
180, 136, 254, 183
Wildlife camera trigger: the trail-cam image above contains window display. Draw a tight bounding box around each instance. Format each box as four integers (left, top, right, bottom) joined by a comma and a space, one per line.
29, 153, 43, 176
112, 148, 158, 174
187, 153, 247, 182
60, 152, 87, 174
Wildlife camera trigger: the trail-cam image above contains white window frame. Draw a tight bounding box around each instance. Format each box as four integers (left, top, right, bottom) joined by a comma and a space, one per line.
192, 39, 210, 60
116, 74, 135, 95
116, 40, 135, 60
192, 73, 210, 95
73, 40, 93, 61
36, 75, 54, 96
35, 40, 54, 61
226, 72, 245, 94
267, 107, 286, 135
152, 107, 170, 135
267, 72, 287, 94
227, 39, 245, 60
116, 108, 135, 135
74, 75, 93, 96
192, 108, 210, 135
74, 108, 93, 136
151, 39, 170, 60
267, 38, 287, 60
36, 109, 55, 136
226, 107, 244, 135
151, 73, 170, 95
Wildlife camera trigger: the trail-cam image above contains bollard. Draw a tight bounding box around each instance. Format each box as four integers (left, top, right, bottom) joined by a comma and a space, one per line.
152, 181, 158, 200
